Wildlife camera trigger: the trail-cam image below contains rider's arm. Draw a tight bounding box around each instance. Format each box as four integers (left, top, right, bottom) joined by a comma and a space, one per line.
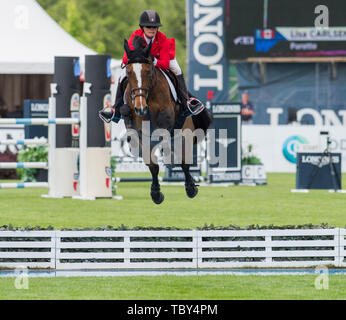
154, 33, 170, 70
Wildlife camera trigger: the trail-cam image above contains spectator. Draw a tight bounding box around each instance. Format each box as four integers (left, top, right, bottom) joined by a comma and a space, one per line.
241, 91, 255, 124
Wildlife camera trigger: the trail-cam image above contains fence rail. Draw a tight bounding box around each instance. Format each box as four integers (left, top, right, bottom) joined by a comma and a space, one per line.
0, 229, 344, 270
0, 183, 49, 189
0, 118, 79, 125
0, 162, 48, 169
0, 138, 48, 146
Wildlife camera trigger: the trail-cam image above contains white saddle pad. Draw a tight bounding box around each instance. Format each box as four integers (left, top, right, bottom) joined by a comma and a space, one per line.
158, 69, 178, 102
123, 69, 178, 104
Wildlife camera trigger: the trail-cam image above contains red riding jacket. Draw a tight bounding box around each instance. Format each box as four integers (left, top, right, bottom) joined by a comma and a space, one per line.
122, 29, 175, 70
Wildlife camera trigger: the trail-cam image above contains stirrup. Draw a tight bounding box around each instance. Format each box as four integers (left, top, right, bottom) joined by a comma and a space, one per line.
98, 106, 115, 123
187, 98, 205, 115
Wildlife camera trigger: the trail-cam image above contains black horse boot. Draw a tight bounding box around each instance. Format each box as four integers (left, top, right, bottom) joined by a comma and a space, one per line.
176, 74, 204, 116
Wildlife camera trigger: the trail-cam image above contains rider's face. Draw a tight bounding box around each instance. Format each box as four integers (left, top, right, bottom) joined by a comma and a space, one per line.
143, 26, 158, 39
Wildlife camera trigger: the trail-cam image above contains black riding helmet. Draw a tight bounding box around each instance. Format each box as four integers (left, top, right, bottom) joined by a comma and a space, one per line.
139, 10, 162, 28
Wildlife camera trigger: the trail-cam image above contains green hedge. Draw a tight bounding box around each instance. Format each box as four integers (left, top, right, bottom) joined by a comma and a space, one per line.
0, 223, 336, 231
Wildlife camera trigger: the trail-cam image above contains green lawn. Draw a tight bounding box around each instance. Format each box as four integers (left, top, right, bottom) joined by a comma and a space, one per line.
0, 173, 345, 301
0, 173, 345, 229
0, 275, 344, 300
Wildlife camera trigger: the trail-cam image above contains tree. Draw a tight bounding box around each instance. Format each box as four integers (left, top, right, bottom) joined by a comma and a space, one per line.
37, 0, 187, 71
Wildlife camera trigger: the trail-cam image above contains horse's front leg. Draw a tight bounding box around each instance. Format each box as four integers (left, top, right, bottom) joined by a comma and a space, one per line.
181, 162, 198, 199
148, 161, 164, 205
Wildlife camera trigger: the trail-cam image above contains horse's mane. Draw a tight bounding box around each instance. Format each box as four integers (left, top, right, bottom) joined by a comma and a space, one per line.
126, 35, 153, 64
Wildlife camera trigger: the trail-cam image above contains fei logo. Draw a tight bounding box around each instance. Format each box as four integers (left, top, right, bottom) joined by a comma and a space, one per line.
282, 135, 308, 164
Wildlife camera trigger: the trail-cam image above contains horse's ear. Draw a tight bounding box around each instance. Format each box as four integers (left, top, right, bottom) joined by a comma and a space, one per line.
144, 40, 152, 57
124, 39, 131, 55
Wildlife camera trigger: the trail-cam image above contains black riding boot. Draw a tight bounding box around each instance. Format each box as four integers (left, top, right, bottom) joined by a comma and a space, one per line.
176, 74, 204, 115
112, 80, 133, 129
98, 82, 123, 123
111, 83, 124, 123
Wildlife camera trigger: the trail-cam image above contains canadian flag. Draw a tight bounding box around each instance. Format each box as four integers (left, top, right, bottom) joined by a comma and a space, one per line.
262, 29, 275, 39
73, 124, 79, 136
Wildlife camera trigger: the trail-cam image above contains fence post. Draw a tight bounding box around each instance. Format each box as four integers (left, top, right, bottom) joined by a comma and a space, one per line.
51, 230, 57, 270
193, 230, 198, 269
265, 235, 272, 265
55, 231, 61, 270
124, 234, 130, 267
337, 228, 341, 267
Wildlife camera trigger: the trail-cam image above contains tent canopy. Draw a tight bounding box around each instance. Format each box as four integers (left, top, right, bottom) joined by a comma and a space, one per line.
0, 0, 121, 74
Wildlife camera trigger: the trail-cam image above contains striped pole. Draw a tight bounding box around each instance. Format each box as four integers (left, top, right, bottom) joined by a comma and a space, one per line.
0, 182, 49, 189
47, 97, 56, 197
0, 162, 48, 169
0, 138, 48, 146
0, 118, 79, 125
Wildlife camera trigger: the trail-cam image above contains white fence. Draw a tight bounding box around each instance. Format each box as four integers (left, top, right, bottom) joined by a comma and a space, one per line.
340, 228, 346, 267
0, 229, 345, 270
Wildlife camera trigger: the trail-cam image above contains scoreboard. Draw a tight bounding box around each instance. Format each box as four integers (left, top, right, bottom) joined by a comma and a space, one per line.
225, 0, 346, 59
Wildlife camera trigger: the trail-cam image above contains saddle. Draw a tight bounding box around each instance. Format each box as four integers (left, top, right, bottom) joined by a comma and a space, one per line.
120, 68, 187, 135
160, 69, 179, 92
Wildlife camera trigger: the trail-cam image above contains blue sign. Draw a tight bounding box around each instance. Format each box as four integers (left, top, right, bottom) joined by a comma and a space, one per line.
24, 100, 48, 139
296, 152, 342, 190
74, 59, 81, 77
207, 103, 242, 183
187, 0, 229, 103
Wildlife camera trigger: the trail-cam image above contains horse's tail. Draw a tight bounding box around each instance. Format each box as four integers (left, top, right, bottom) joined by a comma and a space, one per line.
191, 108, 213, 135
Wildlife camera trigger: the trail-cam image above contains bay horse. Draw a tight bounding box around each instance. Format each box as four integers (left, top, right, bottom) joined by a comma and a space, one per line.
121, 36, 212, 204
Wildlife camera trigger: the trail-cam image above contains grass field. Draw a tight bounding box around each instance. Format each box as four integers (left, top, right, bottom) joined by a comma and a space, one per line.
0, 173, 345, 229
0, 275, 345, 300
0, 173, 345, 300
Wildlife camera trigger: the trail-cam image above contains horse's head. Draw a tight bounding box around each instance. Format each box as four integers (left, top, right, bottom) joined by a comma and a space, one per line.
124, 36, 154, 117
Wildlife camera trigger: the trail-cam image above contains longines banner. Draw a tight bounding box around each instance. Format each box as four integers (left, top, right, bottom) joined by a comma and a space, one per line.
242, 125, 346, 173
186, 0, 229, 103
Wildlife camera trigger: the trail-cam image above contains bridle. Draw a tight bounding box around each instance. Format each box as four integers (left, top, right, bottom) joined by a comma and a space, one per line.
125, 57, 157, 107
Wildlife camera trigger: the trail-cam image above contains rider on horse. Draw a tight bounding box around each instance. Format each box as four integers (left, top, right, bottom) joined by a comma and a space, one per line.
100, 9, 204, 124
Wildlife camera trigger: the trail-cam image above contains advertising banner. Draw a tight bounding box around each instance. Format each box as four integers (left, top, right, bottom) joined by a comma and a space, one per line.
242, 125, 346, 173
186, 0, 229, 103
207, 103, 242, 183
296, 152, 341, 189
23, 100, 48, 139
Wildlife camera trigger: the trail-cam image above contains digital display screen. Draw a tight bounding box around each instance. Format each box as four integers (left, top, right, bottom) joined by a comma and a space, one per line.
225, 0, 346, 59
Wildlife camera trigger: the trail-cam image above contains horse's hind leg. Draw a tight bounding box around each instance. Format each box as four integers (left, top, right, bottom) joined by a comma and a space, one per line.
148, 163, 164, 205
181, 163, 198, 199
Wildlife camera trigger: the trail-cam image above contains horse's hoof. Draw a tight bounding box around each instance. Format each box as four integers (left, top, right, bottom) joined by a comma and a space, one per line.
185, 183, 198, 198
151, 191, 165, 205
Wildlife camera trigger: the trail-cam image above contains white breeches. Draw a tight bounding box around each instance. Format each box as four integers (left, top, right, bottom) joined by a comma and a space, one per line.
169, 59, 182, 76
